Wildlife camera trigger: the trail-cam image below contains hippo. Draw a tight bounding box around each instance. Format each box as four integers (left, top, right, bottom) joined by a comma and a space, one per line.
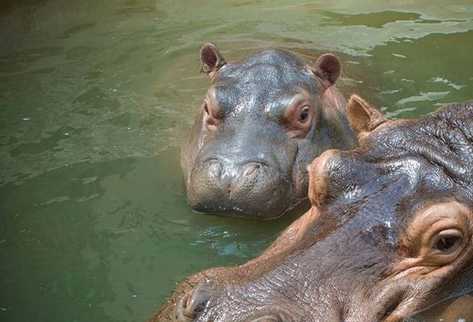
182, 43, 357, 219
154, 96, 473, 321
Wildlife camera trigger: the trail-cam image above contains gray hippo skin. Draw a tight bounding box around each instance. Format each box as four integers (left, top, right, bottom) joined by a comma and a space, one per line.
182, 43, 356, 219
154, 97, 473, 321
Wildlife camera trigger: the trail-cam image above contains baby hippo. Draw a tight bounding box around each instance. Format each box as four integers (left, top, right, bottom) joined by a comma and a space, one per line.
156, 96, 473, 321
182, 43, 356, 219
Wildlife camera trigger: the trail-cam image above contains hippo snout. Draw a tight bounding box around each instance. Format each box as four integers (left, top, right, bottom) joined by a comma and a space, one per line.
187, 157, 291, 218
174, 281, 293, 322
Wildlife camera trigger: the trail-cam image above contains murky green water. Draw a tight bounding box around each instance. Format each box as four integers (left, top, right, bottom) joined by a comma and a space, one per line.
1, 1, 473, 321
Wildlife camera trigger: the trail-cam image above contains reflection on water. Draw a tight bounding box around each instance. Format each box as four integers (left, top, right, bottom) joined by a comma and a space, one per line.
1, 0, 473, 321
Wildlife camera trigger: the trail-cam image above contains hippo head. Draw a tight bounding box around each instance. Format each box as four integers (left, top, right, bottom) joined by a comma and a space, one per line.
182, 43, 356, 219
159, 98, 473, 321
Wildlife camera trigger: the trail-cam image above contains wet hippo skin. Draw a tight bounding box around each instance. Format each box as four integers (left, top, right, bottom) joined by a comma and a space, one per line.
181, 43, 356, 219
153, 97, 473, 321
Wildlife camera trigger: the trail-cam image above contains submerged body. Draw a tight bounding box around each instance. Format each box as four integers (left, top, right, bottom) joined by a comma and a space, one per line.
182, 44, 356, 219
156, 98, 473, 321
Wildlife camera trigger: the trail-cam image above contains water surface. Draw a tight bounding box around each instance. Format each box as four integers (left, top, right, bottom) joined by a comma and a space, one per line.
1, 1, 473, 321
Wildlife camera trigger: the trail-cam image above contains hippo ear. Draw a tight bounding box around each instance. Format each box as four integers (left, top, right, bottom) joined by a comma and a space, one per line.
313, 53, 341, 88
347, 95, 386, 135
200, 43, 226, 77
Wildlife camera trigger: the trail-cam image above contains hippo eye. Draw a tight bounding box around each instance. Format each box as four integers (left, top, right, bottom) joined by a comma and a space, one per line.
298, 106, 310, 123
285, 104, 313, 138
431, 229, 463, 254
203, 102, 220, 129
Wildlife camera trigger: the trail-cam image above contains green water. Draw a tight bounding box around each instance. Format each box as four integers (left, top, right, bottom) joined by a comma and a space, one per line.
1, 1, 473, 321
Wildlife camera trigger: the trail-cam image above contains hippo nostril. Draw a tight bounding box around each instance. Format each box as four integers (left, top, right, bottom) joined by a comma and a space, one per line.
243, 166, 257, 177
175, 282, 215, 321
242, 162, 265, 178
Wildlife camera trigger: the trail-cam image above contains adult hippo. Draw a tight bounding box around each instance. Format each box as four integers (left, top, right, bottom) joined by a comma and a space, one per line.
154, 96, 473, 321
182, 43, 356, 219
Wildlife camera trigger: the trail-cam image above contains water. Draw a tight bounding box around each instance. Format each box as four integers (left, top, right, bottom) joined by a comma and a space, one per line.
1, 1, 473, 321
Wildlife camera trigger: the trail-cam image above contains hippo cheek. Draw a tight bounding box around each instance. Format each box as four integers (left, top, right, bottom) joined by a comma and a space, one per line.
187, 158, 293, 218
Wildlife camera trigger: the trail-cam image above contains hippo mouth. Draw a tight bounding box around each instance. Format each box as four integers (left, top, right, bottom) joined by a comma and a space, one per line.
185, 135, 311, 219
187, 157, 294, 219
